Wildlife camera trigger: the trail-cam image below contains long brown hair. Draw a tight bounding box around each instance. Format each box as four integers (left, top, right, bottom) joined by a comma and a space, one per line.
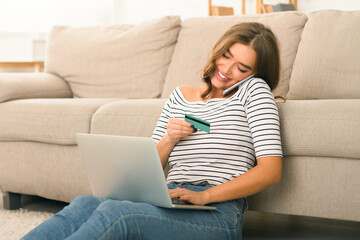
201, 22, 280, 100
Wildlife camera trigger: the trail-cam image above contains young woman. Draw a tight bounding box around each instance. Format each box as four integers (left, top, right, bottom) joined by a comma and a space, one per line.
22, 22, 282, 240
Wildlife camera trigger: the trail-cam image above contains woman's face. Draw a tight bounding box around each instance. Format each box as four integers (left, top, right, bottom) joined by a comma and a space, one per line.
211, 42, 256, 94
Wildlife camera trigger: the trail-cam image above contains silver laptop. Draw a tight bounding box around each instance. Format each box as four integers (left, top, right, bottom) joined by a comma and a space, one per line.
76, 133, 216, 210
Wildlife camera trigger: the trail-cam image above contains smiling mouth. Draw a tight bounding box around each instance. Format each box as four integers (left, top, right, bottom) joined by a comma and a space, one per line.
216, 69, 231, 82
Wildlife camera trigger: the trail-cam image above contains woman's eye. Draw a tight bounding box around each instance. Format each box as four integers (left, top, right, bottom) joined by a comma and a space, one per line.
222, 53, 229, 59
237, 66, 246, 73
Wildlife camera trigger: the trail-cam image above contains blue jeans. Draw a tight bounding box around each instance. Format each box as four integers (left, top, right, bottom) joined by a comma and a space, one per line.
22, 183, 247, 240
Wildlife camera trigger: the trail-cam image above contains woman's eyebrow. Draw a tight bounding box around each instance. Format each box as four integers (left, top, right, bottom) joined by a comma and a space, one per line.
227, 49, 252, 70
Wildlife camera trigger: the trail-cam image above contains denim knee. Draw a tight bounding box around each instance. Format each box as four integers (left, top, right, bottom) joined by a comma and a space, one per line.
97, 199, 136, 213
71, 195, 104, 209
96, 200, 152, 221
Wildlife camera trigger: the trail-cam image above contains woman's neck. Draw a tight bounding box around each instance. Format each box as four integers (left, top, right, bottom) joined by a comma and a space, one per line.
204, 88, 231, 100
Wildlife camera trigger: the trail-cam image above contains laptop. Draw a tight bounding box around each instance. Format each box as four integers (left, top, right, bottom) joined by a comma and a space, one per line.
76, 133, 216, 210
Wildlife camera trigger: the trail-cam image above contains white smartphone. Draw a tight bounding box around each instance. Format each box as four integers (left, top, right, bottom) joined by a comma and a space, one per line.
222, 74, 254, 96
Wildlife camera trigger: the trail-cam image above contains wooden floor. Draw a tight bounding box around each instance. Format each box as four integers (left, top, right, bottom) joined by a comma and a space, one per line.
14, 195, 360, 239
243, 210, 360, 239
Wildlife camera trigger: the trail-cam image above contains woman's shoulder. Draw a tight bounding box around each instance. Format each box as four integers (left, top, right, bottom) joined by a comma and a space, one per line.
235, 77, 273, 102
178, 85, 203, 92
241, 77, 271, 92
178, 85, 206, 102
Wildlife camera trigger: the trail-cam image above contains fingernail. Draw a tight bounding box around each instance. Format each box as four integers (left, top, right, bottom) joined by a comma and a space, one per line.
190, 125, 194, 128
193, 128, 198, 133
177, 197, 180, 200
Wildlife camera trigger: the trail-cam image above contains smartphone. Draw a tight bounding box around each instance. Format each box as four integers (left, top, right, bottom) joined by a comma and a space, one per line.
222, 74, 254, 96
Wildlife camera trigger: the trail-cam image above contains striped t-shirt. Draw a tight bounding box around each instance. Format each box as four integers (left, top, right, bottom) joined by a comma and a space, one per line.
152, 77, 282, 186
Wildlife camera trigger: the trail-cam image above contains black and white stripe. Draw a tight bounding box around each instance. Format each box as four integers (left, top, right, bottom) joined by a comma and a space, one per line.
152, 78, 282, 186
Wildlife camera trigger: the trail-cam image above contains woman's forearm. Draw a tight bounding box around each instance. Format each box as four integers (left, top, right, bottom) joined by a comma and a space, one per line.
203, 156, 282, 204
156, 134, 177, 169
156, 118, 194, 169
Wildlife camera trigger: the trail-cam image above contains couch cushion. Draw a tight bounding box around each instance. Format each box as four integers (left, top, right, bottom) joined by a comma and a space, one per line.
91, 99, 166, 137
287, 10, 360, 99
278, 99, 360, 159
0, 142, 92, 203
248, 156, 360, 222
161, 12, 308, 98
0, 98, 118, 145
46, 16, 181, 99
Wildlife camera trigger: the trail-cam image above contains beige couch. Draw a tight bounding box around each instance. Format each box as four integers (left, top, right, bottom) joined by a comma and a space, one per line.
1, 10, 359, 222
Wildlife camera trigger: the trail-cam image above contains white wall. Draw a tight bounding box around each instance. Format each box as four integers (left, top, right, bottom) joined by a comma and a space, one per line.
0, 0, 112, 72
297, 0, 360, 13
1, 0, 359, 71
113, 0, 208, 24
0, 0, 113, 32
113, 0, 360, 24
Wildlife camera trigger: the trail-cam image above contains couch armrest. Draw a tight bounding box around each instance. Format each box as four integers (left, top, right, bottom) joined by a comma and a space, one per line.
0, 72, 72, 103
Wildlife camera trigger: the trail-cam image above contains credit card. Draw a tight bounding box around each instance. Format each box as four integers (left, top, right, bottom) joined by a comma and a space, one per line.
185, 114, 210, 133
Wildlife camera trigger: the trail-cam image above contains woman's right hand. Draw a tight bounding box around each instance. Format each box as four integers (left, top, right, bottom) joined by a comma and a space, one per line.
166, 118, 196, 144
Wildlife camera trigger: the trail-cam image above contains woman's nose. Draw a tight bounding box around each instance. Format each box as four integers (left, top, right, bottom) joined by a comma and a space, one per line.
223, 62, 234, 75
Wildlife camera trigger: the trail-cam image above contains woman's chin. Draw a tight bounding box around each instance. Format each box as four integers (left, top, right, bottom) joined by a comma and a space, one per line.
211, 80, 230, 91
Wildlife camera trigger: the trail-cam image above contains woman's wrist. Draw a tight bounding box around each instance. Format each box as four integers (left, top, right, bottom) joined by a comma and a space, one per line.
163, 133, 179, 146
201, 189, 212, 205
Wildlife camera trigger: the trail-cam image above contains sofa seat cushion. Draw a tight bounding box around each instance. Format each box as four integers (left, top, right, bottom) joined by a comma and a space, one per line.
287, 10, 360, 99
279, 99, 360, 159
0, 98, 119, 145
91, 99, 167, 137
46, 16, 181, 99
161, 11, 308, 98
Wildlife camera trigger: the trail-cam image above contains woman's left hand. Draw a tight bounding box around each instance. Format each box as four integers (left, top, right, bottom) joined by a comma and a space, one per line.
169, 188, 210, 206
